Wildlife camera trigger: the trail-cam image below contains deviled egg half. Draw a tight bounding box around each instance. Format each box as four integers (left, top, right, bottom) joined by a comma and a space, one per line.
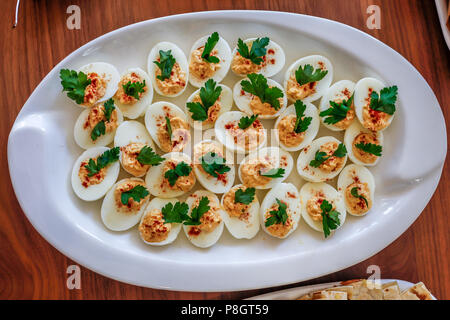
274, 100, 320, 152
185, 79, 233, 130
300, 182, 347, 238
260, 182, 300, 239
147, 42, 188, 97
354, 77, 398, 132
297, 136, 347, 182
193, 140, 235, 194
319, 80, 356, 131
71, 146, 120, 201
215, 111, 267, 154
114, 120, 161, 177
74, 98, 123, 149
344, 121, 384, 166
230, 37, 285, 77
188, 32, 232, 87
145, 101, 190, 153
113, 67, 153, 119
101, 177, 150, 231
239, 147, 293, 190
60, 62, 120, 107
183, 190, 225, 248
284, 55, 333, 103
145, 152, 196, 198
220, 184, 260, 239
233, 73, 287, 119
138, 197, 184, 246
337, 164, 375, 216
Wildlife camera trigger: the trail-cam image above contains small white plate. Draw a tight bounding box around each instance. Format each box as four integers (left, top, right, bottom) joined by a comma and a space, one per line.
7, 11, 447, 292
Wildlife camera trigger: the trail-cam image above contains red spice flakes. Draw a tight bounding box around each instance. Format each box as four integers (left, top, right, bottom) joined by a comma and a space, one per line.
353, 176, 360, 183
225, 123, 234, 130
287, 192, 296, 199
240, 89, 245, 96
268, 49, 275, 55
269, 59, 275, 65
188, 227, 201, 236
342, 88, 351, 98
318, 61, 325, 70
217, 173, 227, 185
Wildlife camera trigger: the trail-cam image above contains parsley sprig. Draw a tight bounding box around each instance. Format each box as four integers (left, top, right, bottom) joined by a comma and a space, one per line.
241, 73, 284, 110
295, 64, 328, 86
201, 32, 220, 63
186, 79, 222, 122
91, 99, 115, 141
355, 142, 382, 157
320, 200, 341, 238
162, 201, 190, 224
60, 69, 91, 104
350, 187, 369, 208
201, 152, 231, 178
319, 95, 354, 125
238, 114, 259, 130
185, 197, 210, 226
136, 146, 164, 166
234, 187, 256, 205
164, 161, 192, 187
265, 199, 288, 227
260, 168, 285, 178
153, 50, 176, 81
293, 100, 312, 133
309, 143, 347, 168
84, 147, 120, 177
237, 37, 269, 65
123, 80, 146, 100
121, 185, 149, 205
369, 86, 398, 115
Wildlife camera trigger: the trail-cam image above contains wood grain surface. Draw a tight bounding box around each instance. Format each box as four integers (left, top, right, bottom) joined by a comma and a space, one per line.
0, 0, 448, 300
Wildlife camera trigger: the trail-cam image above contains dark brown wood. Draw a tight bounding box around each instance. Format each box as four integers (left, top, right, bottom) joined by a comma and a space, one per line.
0, 0, 448, 300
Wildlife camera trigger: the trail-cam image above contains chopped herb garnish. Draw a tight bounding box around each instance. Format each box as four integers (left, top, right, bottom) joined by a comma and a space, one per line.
165, 116, 173, 141
84, 147, 120, 177
60, 69, 91, 104
320, 199, 341, 238
241, 73, 284, 110
184, 196, 210, 226
264, 199, 288, 227
123, 80, 146, 100
234, 187, 256, 205
260, 168, 285, 178
295, 64, 328, 86
201, 152, 231, 178
237, 37, 270, 65
120, 185, 149, 205
309, 143, 347, 168
186, 79, 222, 122
293, 100, 312, 133
164, 161, 192, 187
103, 98, 115, 121
201, 32, 220, 63
238, 114, 258, 130
350, 187, 369, 208
369, 85, 398, 115
136, 146, 164, 166
153, 50, 176, 81
162, 201, 190, 224
90, 121, 106, 141
319, 94, 354, 125
355, 142, 382, 157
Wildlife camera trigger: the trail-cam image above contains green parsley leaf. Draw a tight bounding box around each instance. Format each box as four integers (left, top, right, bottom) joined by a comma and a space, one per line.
90, 121, 106, 141
237, 37, 270, 65
84, 147, 120, 177
103, 98, 115, 121
201, 152, 231, 178
184, 196, 210, 226
165, 116, 172, 141
201, 32, 220, 63
260, 168, 285, 178
186, 79, 222, 122
238, 114, 258, 130
319, 94, 354, 125
295, 64, 328, 86
234, 187, 256, 205
309, 143, 347, 168
136, 146, 164, 166
293, 100, 313, 133
264, 199, 288, 227
60, 69, 91, 104
153, 50, 176, 81
370, 86, 398, 115
164, 161, 192, 187
350, 187, 369, 208
355, 142, 382, 157
320, 199, 341, 238
122, 80, 146, 100
120, 185, 149, 205
162, 201, 190, 224
241, 73, 284, 110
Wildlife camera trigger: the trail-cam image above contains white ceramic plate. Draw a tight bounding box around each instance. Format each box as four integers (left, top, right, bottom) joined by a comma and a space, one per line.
246, 279, 437, 300
7, 11, 446, 292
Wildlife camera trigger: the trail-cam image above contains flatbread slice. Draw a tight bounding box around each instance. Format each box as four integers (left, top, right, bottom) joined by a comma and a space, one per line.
382, 281, 401, 300
401, 282, 433, 300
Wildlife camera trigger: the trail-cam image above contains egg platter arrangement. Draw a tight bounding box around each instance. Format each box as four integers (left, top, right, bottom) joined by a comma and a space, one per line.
63, 32, 398, 248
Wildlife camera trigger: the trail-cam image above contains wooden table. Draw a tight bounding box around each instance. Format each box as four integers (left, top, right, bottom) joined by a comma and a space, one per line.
0, 0, 448, 300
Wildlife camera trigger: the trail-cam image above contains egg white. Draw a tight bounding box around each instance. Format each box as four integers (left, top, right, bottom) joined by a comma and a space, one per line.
114, 120, 155, 149
71, 146, 120, 201
344, 121, 384, 166
273, 102, 320, 152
